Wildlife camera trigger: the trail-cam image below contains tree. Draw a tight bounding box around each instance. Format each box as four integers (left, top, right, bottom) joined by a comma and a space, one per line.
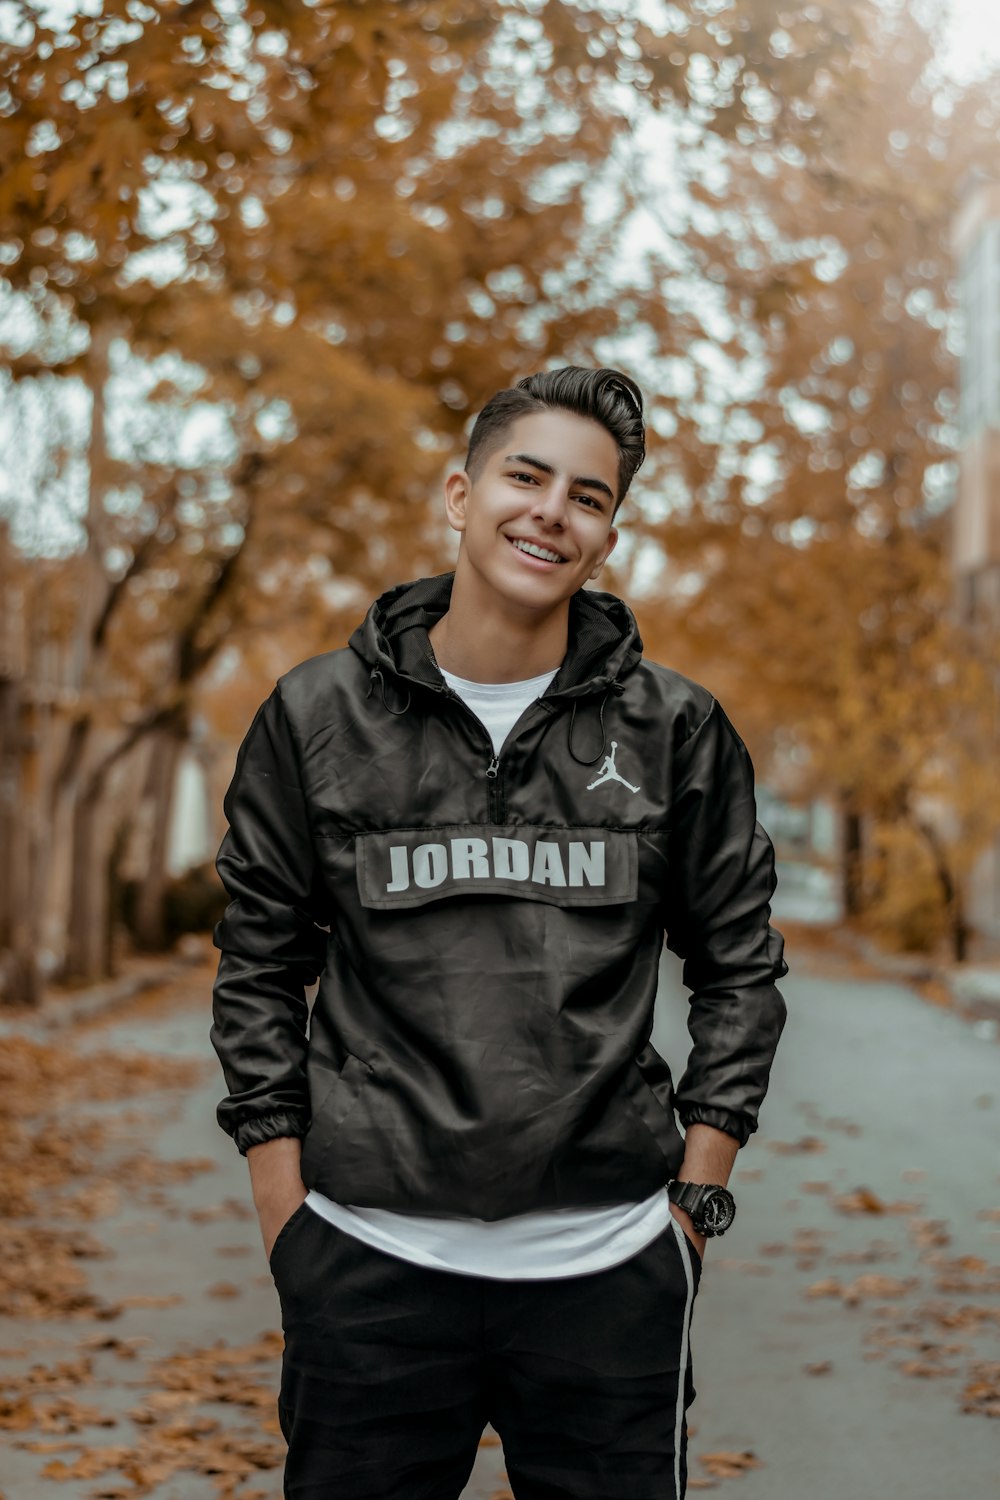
7, 0, 814, 991
621, 0, 1000, 955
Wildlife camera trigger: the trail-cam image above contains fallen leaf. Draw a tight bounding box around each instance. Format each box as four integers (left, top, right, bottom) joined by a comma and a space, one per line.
841, 1274, 917, 1305
698, 1449, 764, 1478
829, 1242, 901, 1265
766, 1137, 826, 1155
77, 1335, 149, 1359
960, 1362, 1000, 1418
899, 1359, 959, 1378
805, 1278, 843, 1298
115, 1295, 183, 1309
908, 1219, 951, 1249
833, 1187, 886, 1213
188, 1200, 255, 1224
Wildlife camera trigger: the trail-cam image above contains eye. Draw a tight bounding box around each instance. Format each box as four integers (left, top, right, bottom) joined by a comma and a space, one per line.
508, 472, 604, 510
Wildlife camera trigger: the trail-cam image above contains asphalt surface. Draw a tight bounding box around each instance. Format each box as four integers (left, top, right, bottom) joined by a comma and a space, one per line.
1, 929, 998, 1498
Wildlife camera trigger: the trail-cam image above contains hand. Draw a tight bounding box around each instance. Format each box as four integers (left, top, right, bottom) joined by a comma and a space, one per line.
246, 1137, 308, 1262
669, 1202, 707, 1265
259, 1190, 308, 1263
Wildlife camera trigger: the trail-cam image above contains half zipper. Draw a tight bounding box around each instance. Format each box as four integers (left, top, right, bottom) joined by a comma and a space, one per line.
371, 662, 572, 825
429, 680, 508, 822
485, 752, 503, 823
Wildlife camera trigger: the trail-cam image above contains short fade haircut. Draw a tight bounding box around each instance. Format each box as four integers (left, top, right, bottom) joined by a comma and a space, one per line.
464, 366, 646, 515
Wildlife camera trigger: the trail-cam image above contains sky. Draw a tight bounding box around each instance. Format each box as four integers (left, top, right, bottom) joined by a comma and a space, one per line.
925, 0, 1000, 78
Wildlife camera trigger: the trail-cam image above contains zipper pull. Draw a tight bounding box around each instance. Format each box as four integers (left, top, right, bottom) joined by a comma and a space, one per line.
486, 754, 499, 779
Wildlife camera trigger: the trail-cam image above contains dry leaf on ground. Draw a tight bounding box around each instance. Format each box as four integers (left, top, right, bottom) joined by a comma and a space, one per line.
765, 1137, 826, 1155
698, 1449, 764, 1478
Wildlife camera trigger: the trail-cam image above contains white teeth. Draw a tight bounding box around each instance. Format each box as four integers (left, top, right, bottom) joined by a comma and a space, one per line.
511, 538, 565, 564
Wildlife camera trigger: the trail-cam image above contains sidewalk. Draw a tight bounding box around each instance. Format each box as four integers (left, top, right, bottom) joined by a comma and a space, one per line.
771, 860, 1000, 1040
0, 936, 210, 1038
834, 927, 1000, 1040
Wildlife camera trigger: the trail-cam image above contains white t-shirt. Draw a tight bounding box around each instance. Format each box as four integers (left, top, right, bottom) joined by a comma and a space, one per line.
305, 663, 675, 1278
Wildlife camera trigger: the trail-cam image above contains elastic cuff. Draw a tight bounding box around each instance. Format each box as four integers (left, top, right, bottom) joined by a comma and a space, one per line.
232, 1111, 308, 1156
676, 1104, 750, 1147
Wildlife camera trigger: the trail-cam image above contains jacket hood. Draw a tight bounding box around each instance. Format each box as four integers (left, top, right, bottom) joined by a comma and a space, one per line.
348, 571, 645, 767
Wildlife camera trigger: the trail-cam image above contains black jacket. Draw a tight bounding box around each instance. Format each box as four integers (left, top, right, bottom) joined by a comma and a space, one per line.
210, 571, 788, 1219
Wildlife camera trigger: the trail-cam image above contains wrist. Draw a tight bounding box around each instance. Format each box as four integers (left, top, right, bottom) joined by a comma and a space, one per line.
247, 1137, 305, 1206
678, 1122, 739, 1188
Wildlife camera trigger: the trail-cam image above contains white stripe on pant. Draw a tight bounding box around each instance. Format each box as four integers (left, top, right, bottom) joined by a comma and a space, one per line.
669, 1217, 698, 1500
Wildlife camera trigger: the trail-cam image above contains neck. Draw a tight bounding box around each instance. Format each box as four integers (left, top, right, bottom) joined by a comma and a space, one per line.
428, 570, 570, 684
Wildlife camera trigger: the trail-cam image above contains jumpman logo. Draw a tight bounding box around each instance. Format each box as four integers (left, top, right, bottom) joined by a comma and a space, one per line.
586, 741, 640, 794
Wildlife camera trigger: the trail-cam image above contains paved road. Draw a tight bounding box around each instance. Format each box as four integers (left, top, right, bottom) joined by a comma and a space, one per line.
1, 934, 997, 1498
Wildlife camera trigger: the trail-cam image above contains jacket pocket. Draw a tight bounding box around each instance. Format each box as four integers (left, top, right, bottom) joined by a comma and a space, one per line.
301, 1052, 373, 1177
633, 1040, 675, 1116
623, 1043, 685, 1175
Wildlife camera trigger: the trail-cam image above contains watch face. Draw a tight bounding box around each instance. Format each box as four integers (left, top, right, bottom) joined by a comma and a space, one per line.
702, 1188, 736, 1235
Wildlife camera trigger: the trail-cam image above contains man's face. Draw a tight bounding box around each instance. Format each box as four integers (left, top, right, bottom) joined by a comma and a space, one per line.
445, 408, 620, 609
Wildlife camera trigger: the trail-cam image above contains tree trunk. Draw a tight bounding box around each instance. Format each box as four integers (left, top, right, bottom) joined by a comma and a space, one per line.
55, 323, 118, 986
132, 724, 186, 951
911, 814, 970, 964
0, 676, 44, 1006
62, 779, 109, 985
840, 797, 864, 918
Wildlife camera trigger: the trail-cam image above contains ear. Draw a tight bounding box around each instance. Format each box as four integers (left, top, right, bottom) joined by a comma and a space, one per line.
589, 524, 619, 579
443, 468, 471, 534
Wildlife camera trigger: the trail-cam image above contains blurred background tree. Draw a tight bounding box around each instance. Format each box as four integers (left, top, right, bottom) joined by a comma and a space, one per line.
623, 0, 1000, 956
1, 0, 998, 999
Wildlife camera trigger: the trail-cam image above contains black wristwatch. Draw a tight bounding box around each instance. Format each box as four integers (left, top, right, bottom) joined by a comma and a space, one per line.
667, 1178, 737, 1237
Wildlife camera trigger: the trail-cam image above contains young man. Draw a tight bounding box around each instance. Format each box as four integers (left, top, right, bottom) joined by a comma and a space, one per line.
210, 366, 788, 1500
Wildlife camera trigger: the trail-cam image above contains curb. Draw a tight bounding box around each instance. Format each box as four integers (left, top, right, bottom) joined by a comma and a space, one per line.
836, 928, 1000, 1038
0, 944, 208, 1039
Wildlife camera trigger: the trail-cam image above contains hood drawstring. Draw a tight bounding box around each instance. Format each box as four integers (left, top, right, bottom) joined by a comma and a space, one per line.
368, 659, 627, 756
367, 665, 411, 717
567, 681, 626, 767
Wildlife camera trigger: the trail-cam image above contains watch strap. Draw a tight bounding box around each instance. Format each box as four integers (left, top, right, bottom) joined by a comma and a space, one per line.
667, 1178, 736, 1236
667, 1179, 711, 1216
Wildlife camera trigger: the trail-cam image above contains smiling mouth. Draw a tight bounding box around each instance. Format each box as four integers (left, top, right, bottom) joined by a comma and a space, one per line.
507, 537, 569, 565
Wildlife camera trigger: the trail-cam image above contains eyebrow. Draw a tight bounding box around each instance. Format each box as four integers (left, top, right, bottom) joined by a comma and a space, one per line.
503, 453, 615, 504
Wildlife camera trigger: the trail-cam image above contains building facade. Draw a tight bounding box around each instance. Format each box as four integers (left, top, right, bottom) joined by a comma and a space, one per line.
953, 172, 1000, 938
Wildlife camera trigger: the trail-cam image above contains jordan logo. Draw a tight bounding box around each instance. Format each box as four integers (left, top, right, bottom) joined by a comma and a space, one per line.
586, 741, 640, 794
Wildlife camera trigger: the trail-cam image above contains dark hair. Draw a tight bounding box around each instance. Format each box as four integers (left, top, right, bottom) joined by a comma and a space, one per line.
464, 366, 646, 514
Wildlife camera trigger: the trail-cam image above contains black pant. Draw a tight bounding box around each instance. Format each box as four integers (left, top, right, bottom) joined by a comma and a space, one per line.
270, 1203, 703, 1500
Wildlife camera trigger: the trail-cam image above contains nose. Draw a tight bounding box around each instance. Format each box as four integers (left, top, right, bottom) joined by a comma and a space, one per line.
529, 480, 571, 529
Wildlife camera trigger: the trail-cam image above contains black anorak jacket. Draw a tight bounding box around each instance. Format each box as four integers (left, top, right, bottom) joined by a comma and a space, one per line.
210, 571, 788, 1219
